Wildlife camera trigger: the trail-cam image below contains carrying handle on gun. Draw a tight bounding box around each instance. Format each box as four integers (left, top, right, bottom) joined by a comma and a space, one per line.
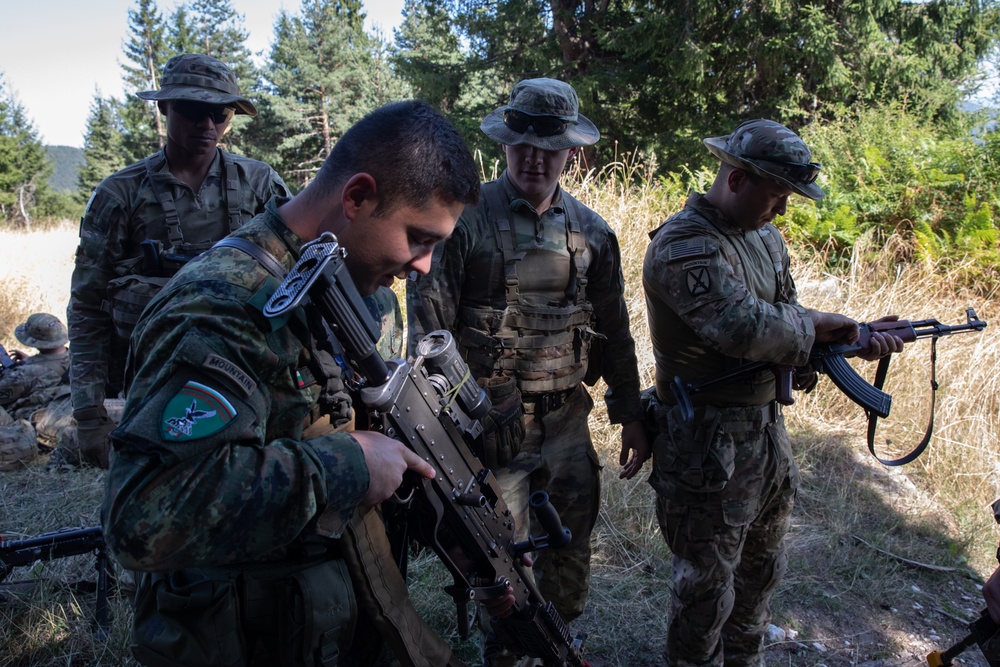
865, 335, 939, 467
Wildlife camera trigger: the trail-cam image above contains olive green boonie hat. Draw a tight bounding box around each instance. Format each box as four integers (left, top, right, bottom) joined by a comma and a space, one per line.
704, 119, 824, 200
15, 313, 68, 349
137, 54, 256, 116
481, 78, 600, 151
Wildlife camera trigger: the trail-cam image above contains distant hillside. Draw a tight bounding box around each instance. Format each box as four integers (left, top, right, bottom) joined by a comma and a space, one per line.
46, 145, 84, 193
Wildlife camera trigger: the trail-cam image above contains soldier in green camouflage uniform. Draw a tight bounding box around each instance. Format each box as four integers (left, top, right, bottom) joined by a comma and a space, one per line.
0, 314, 71, 470
408, 78, 649, 666
64, 53, 289, 469
642, 119, 904, 667
102, 101, 483, 667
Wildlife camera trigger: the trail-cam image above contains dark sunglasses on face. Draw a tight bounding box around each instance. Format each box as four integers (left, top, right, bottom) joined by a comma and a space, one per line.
171, 100, 236, 124
503, 109, 573, 138
749, 155, 822, 184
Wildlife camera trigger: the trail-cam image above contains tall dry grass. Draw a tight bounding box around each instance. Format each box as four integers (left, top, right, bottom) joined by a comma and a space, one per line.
2, 161, 1000, 665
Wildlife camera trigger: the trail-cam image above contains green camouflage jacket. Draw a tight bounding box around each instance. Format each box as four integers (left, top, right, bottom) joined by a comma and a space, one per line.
102, 199, 370, 571
68, 148, 289, 412
0, 351, 69, 421
643, 192, 816, 406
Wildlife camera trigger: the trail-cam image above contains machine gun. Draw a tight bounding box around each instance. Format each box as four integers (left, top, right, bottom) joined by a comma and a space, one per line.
670, 309, 987, 465
0, 526, 110, 639
263, 232, 588, 667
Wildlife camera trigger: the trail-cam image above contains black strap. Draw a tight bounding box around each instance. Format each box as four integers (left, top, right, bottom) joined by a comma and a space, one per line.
213, 237, 287, 278
866, 336, 939, 466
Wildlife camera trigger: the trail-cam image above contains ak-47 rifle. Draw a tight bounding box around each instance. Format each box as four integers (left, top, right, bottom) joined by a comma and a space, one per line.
0, 526, 110, 639
263, 232, 588, 667
671, 309, 987, 465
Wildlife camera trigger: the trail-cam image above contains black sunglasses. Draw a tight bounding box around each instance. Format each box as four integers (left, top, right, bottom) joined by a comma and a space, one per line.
171, 100, 236, 124
749, 156, 822, 184
503, 109, 573, 138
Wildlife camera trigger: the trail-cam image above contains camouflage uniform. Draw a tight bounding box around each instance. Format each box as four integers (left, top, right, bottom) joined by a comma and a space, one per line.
0, 313, 71, 469
103, 200, 373, 665
408, 171, 644, 625
643, 120, 824, 667
66, 53, 290, 468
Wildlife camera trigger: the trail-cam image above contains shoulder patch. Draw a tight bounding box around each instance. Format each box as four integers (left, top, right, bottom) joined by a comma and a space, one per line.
162, 381, 237, 441
666, 238, 708, 262
204, 354, 256, 398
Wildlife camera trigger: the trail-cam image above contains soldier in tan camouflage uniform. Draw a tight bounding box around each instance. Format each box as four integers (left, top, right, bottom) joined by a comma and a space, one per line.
64, 53, 289, 469
642, 119, 904, 667
408, 78, 649, 666
0, 313, 70, 470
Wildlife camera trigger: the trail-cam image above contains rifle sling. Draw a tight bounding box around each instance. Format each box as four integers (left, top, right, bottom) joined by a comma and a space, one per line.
866, 336, 939, 466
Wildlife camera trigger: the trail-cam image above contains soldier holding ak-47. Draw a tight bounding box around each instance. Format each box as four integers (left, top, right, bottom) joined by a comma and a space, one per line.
641, 119, 906, 667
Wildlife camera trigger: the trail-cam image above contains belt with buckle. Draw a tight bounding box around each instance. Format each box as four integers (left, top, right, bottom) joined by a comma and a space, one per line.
522, 387, 576, 417
758, 401, 782, 424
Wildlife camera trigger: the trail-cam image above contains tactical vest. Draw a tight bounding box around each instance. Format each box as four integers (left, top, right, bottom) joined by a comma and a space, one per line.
105, 151, 243, 341
455, 181, 598, 395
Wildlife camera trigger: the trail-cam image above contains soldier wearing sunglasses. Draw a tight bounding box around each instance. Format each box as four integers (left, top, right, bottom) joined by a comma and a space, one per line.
642, 119, 903, 667
408, 78, 650, 667
63, 54, 289, 470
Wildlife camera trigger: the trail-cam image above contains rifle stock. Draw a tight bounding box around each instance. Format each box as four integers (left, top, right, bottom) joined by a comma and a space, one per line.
264, 232, 589, 666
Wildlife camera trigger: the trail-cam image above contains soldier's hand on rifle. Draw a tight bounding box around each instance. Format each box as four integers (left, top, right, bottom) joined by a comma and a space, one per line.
9, 349, 28, 362
354, 431, 436, 507
855, 315, 906, 361
808, 310, 861, 345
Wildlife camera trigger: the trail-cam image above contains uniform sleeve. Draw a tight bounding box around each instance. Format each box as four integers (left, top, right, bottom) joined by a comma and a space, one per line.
67, 187, 130, 411
586, 222, 644, 424
102, 284, 370, 572
406, 213, 473, 358
643, 228, 815, 366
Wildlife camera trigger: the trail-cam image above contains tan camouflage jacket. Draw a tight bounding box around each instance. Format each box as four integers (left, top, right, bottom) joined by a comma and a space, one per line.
643, 192, 816, 406
0, 351, 69, 421
68, 148, 289, 413
408, 171, 643, 424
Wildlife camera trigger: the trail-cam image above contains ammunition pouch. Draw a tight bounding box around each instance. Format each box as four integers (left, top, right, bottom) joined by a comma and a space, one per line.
105, 274, 171, 341
474, 375, 526, 470
650, 403, 734, 494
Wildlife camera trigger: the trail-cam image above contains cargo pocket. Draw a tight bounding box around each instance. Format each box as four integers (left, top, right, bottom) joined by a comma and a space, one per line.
131, 569, 246, 667
282, 558, 357, 667
652, 404, 735, 494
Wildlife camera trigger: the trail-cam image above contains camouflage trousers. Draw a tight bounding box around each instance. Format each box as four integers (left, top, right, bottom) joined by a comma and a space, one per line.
482, 385, 601, 667
650, 403, 799, 667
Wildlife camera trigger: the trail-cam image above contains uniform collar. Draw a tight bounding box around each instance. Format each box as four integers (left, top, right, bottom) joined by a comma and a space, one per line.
685, 191, 744, 235
498, 170, 565, 216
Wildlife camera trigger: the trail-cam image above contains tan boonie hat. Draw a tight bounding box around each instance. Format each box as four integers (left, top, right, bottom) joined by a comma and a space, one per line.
481, 78, 600, 151
704, 119, 824, 200
137, 54, 257, 116
15, 313, 68, 349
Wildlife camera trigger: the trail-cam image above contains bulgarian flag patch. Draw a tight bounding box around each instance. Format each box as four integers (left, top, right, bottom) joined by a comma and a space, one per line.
162, 380, 237, 441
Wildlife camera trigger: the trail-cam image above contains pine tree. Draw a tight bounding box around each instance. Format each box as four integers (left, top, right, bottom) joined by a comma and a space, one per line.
0, 74, 52, 228
77, 93, 127, 205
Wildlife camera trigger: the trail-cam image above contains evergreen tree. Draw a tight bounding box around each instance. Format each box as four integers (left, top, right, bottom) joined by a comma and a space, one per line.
119, 0, 169, 164
251, 0, 405, 188
0, 74, 52, 227
77, 93, 127, 204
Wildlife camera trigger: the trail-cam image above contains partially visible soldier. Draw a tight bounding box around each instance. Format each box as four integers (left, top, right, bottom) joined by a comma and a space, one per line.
63, 53, 290, 469
408, 77, 650, 666
0, 313, 70, 471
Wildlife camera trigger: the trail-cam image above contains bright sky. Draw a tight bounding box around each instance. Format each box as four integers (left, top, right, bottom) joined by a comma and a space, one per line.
0, 0, 406, 148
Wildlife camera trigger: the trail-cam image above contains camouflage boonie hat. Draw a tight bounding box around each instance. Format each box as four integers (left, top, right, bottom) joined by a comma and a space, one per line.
137, 54, 256, 116
704, 119, 824, 200
15, 313, 68, 349
481, 78, 600, 151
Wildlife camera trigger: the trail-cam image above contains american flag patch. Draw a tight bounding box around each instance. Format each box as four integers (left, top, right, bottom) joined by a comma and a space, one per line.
667, 239, 707, 261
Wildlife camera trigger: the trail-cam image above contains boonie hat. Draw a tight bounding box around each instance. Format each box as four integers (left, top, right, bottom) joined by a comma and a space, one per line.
704, 119, 824, 200
137, 54, 256, 116
481, 78, 600, 151
15, 313, 68, 350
